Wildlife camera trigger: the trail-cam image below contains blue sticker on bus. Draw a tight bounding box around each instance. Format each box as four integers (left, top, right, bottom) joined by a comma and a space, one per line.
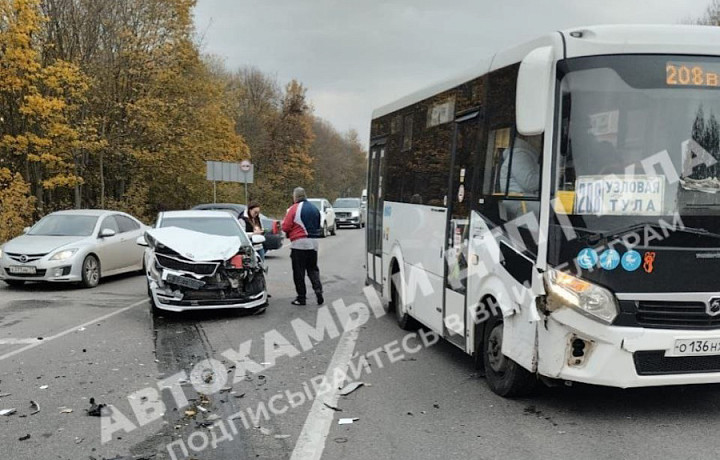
577, 248, 598, 270
384, 205, 392, 217
598, 249, 620, 270
621, 250, 642, 272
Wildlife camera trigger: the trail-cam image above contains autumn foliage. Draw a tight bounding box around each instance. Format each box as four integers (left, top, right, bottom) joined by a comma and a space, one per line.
0, 0, 366, 239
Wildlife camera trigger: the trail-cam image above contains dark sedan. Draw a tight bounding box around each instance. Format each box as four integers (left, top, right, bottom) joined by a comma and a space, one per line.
191, 203, 284, 251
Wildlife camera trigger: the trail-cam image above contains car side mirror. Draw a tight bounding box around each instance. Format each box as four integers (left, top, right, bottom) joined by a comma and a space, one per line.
251, 234, 266, 244
22, 227, 30, 234
99, 228, 116, 238
136, 236, 149, 247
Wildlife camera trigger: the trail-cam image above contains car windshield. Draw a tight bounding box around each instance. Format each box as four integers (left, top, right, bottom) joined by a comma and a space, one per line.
334, 198, 360, 208
28, 215, 98, 236
555, 55, 720, 233
160, 217, 249, 243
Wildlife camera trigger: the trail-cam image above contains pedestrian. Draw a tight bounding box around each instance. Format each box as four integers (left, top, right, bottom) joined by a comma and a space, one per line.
281, 187, 324, 306
240, 202, 265, 263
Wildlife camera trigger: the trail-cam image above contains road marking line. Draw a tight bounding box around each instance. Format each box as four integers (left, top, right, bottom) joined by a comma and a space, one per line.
290, 319, 365, 460
0, 299, 147, 362
0, 338, 43, 345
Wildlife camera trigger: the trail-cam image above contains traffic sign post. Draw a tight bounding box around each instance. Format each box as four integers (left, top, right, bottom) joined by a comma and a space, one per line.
206, 160, 254, 204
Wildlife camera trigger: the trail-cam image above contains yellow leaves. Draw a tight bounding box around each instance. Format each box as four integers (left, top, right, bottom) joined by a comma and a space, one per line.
20, 94, 67, 119
41, 174, 83, 190
0, 168, 35, 242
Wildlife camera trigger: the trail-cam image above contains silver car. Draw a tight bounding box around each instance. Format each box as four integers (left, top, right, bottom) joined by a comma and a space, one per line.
140, 210, 268, 314
0, 210, 147, 288
333, 197, 365, 228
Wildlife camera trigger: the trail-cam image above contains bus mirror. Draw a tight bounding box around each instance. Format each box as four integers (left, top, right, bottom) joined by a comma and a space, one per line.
516, 46, 554, 136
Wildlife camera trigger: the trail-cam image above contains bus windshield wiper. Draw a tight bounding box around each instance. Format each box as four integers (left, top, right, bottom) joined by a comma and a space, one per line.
577, 223, 720, 245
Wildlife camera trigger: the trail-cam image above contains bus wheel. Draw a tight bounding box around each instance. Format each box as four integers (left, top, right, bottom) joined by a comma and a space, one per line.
391, 277, 415, 330
483, 314, 536, 397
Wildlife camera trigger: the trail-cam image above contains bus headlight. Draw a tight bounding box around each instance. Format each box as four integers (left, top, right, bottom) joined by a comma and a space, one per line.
545, 269, 618, 324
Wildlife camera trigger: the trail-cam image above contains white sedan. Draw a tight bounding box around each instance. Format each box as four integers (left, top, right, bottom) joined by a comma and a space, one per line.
0, 210, 147, 288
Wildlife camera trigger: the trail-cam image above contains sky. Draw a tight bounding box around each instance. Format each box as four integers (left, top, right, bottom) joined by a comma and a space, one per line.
193, 0, 711, 148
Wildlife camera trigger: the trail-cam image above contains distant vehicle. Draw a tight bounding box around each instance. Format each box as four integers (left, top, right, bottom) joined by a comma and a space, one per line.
307, 198, 336, 237
361, 189, 367, 207
191, 203, 284, 251
139, 210, 267, 313
333, 197, 365, 228
0, 210, 146, 288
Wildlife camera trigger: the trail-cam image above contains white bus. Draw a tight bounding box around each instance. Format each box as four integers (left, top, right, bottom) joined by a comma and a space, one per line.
366, 25, 720, 396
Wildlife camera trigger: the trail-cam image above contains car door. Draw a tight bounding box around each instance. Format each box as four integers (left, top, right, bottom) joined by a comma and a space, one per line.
324, 200, 335, 228
116, 215, 145, 270
95, 215, 124, 273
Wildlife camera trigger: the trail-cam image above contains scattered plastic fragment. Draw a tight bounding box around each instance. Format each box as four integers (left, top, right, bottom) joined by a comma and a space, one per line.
339, 382, 364, 396
259, 427, 272, 436
87, 398, 106, 417
323, 403, 342, 412
74, 437, 84, 444
30, 400, 40, 415
0, 408, 17, 416
39, 385, 48, 390
233, 393, 246, 399
274, 434, 291, 440
18, 434, 30, 441
219, 386, 233, 393
197, 406, 208, 413
338, 418, 359, 425
0, 393, 10, 398
60, 409, 73, 414
184, 410, 197, 417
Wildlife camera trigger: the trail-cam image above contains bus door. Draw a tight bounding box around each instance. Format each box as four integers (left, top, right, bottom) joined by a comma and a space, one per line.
444, 111, 482, 348
367, 138, 386, 286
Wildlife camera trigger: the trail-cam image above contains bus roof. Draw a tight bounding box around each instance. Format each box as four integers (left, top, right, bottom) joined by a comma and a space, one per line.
372, 24, 720, 121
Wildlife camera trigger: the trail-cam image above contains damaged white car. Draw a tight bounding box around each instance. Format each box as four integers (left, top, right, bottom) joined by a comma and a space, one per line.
138, 211, 268, 314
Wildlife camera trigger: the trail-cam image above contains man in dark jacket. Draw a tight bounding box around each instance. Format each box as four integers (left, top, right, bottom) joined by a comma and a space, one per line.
281, 187, 323, 305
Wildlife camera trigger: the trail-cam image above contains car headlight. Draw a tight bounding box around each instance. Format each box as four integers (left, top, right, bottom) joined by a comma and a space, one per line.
544, 269, 618, 324
351, 211, 359, 217
50, 249, 79, 261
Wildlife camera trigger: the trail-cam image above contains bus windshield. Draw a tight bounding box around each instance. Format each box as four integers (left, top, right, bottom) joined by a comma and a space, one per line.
555, 55, 720, 227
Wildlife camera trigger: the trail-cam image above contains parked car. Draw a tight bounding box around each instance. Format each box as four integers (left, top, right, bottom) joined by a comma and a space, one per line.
191, 203, 284, 251
333, 197, 365, 228
307, 198, 336, 237
139, 210, 267, 314
0, 210, 146, 288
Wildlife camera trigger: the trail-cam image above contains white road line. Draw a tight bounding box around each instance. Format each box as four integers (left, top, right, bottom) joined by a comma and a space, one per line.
290, 319, 365, 460
0, 299, 147, 362
0, 338, 43, 345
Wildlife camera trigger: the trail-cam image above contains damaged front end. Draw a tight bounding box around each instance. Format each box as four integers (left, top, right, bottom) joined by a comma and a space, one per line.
145, 228, 267, 312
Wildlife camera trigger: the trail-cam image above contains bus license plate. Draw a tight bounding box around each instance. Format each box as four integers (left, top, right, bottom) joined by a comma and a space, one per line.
667, 339, 720, 357
8, 265, 36, 275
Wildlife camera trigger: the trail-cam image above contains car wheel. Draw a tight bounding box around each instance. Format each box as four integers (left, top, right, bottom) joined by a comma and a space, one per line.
4, 280, 25, 287
483, 314, 537, 397
331, 222, 337, 236
81, 255, 101, 288
322, 222, 328, 238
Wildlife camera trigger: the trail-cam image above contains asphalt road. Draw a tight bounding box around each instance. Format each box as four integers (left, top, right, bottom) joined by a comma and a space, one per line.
2, 229, 720, 460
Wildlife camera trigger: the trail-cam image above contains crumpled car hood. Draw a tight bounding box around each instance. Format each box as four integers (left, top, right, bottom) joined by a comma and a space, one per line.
145, 227, 245, 262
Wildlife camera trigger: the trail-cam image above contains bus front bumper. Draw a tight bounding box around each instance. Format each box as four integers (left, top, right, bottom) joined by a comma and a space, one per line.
538, 308, 720, 388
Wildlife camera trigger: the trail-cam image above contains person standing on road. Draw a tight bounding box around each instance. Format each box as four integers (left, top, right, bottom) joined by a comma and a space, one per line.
282, 187, 324, 306
240, 202, 266, 262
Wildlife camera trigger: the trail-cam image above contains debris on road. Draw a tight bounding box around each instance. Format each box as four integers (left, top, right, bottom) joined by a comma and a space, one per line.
30, 400, 40, 415
433, 403, 440, 409
74, 437, 84, 444
1, 408, 17, 416
184, 410, 197, 417
219, 386, 233, 393
59, 408, 73, 414
39, 385, 48, 390
338, 382, 364, 396
87, 398, 106, 417
334, 437, 348, 444
338, 418, 359, 425
323, 403, 342, 412
274, 434, 291, 440
0, 393, 10, 398
18, 434, 31, 441
233, 393, 246, 399
259, 427, 272, 436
